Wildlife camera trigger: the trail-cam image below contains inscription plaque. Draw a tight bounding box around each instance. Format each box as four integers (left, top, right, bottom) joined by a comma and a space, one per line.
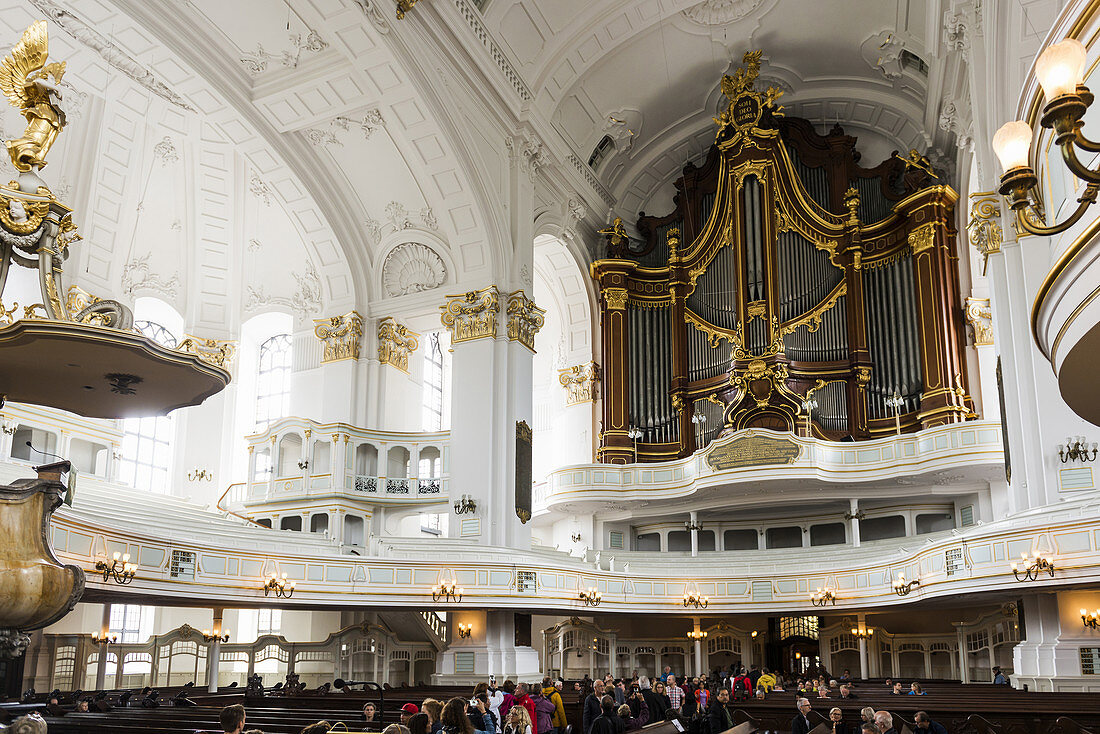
705, 433, 801, 470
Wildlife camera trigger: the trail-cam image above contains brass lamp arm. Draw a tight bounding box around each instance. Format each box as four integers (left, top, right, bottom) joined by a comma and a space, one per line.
1060, 139, 1100, 184
1071, 125, 1100, 153
1015, 183, 1100, 236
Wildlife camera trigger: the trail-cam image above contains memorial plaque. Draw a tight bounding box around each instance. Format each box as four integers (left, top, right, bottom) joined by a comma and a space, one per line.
705, 433, 801, 470
515, 420, 532, 523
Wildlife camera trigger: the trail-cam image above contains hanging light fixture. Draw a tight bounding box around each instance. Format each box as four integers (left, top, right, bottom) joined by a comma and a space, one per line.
992, 38, 1100, 235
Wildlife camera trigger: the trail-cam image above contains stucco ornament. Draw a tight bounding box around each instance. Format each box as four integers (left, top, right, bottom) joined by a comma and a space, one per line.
382, 243, 446, 297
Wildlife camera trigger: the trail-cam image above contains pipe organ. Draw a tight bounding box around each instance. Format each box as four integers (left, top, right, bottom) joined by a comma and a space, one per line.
592, 52, 975, 464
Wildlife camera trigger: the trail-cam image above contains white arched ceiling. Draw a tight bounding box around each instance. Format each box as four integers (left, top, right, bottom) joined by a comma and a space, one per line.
532, 231, 596, 367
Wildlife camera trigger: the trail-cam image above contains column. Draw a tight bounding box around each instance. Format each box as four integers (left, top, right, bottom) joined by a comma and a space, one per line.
692, 618, 703, 677
207, 608, 224, 693
689, 512, 699, 558
267, 437, 277, 497
609, 634, 617, 678
300, 429, 312, 491
857, 613, 868, 681
849, 499, 861, 548
94, 604, 110, 691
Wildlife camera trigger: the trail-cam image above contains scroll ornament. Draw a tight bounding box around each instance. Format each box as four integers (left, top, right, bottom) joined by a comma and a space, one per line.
177, 334, 237, 371
440, 287, 499, 343
313, 311, 363, 363
967, 193, 1003, 274
506, 290, 545, 352
377, 316, 419, 372
964, 297, 994, 346
558, 362, 601, 405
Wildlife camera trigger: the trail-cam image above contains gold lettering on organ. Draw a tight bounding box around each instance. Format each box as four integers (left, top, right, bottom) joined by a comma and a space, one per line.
705, 433, 802, 470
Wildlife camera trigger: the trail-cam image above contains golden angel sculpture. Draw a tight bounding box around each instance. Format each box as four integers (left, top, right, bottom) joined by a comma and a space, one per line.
0, 20, 66, 172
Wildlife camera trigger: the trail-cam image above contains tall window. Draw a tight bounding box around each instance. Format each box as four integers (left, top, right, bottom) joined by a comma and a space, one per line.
109, 604, 151, 643
422, 332, 446, 430
255, 334, 292, 428
257, 608, 282, 635
119, 321, 176, 492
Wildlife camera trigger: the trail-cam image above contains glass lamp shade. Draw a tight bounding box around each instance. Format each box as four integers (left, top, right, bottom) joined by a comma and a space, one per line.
992, 121, 1034, 172
1036, 38, 1087, 101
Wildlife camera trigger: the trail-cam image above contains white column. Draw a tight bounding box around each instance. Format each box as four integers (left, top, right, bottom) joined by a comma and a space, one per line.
955, 624, 970, 683
857, 613, 868, 681
609, 634, 617, 678
94, 604, 111, 691
207, 608, 223, 693
849, 499, 861, 548
692, 618, 703, 677
689, 512, 699, 557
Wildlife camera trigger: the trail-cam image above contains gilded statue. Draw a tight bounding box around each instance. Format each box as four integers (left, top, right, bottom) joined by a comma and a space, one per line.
0, 21, 67, 172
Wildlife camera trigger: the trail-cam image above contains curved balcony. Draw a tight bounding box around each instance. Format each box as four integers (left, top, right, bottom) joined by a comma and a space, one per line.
535, 421, 1005, 514
233, 417, 450, 513
1032, 218, 1100, 425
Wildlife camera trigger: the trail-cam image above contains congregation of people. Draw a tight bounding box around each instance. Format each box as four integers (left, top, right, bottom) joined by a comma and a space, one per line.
201, 666, 955, 734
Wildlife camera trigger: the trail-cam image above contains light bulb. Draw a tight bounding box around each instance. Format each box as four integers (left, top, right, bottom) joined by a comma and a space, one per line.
992, 121, 1034, 172
113, 552, 121, 560
1036, 38, 1087, 101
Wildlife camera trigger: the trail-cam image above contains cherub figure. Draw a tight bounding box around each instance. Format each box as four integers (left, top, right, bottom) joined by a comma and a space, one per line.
0, 21, 67, 171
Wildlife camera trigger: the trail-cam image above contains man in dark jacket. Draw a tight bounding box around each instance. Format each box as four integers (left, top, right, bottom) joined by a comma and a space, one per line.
791, 698, 812, 734
583, 680, 606, 734
747, 665, 762, 689
590, 696, 625, 734
914, 711, 948, 734
708, 689, 734, 734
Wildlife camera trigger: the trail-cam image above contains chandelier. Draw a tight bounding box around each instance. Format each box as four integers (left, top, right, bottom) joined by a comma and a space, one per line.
432, 569, 463, 602
202, 629, 230, 643
683, 582, 708, 609
687, 630, 707, 640
851, 627, 872, 640
810, 587, 836, 606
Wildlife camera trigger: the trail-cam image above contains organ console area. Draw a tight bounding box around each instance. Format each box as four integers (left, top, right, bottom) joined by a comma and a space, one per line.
592, 52, 976, 464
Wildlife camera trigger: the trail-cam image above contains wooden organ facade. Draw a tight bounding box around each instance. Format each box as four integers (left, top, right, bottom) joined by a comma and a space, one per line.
592, 53, 975, 464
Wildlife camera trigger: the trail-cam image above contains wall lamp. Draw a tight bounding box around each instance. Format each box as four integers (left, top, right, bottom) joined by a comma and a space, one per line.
1059, 437, 1097, 464
685, 520, 703, 532
811, 587, 836, 606
892, 573, 920, 596
203, 629, 231, 643
264, 572, 296, 598
683, 583, 709, 609
96, 552, 136, 584
1083, 609, 1100, 629
571, 533, 582, 543
687, 630, 708, 640
1012, 551, 1055, 581
993, 38, 1100, 235
851, 627, 873, 640
457, 623, 472, 638
433, 570, 464, 603
187, 468, 212, 482
579, 586, 602, 606
91, 632, 117, 645
454, 494, 477, 515
297, 459, 310, 470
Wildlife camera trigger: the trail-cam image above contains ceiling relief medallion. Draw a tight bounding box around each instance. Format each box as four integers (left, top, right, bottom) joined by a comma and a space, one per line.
382, 243, 446, 298
682, 0, 768, 26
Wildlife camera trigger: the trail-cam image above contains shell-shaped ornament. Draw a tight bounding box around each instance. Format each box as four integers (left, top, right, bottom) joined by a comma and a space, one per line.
382, 243, 446, 297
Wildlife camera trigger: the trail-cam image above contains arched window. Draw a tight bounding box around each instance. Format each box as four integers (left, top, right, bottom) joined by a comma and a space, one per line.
422, 332, 448, 430
255, 334, 292, 428
119, 320, 177, 492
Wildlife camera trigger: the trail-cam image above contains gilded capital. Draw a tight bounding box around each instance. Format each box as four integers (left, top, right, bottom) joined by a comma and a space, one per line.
506, 290, 545, 352
967, 192, 1003, 274
964, 297, 994, 346
440, 286, 499, 343
177, 334, 236, 372
908, 222, 936, 255
314, 310, 363, 363
603, 288, 629, 311
377, 316, 420, 373
558, 362, 601, 405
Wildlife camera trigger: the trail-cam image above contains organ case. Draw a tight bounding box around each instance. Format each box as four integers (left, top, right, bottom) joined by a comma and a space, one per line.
592, 53, 975, 464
